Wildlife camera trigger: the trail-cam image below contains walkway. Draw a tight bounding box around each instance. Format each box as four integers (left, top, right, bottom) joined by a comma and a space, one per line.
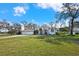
0, 35, 27, 39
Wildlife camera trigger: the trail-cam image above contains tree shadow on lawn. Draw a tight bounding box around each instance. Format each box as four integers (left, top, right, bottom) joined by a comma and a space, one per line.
27, 34, 79, 45
34, 35, 79, 45
31, 35, 64, 45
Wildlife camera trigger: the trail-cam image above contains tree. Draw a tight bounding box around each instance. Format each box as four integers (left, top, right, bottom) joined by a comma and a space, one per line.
8, 23, 21, 35
21, 20, 28, 27
49, 22, 54, 31
58, 3, 79, 35
13, 23, 21, 31
39, 28, 43, 35
33, 30, 39, 35
8, 29, 16, 35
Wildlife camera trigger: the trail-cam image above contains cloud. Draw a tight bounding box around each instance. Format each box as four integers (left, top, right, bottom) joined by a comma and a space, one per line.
36, 3, 63, 12
13, 6, 28, 16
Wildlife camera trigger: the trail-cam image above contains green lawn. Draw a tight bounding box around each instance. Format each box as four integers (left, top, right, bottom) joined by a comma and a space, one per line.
0, 35, 79, 56
0, 34, 12, 37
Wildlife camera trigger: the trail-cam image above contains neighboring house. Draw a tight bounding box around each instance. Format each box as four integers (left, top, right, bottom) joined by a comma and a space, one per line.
21, 23, 56, 35
40, 24, 56, 35
21, 24, 34, 35
73, 21, 79, 34
21, 23, 38, 35
0, 28, 9, 32
0, 20, 58, 35
0, 21, 10, 32
12, 23, 21, 32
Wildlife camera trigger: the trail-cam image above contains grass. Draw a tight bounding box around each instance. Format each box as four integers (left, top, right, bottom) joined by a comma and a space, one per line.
0, 34, 12, 37
0, 35, 79, 56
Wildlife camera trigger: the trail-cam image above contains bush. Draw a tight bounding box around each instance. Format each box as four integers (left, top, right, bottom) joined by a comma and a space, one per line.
16, 31, 21, 35
8, 29, 16, 35
55, 32, 60, 35
34, 30, 39, 35
59, 27, 68, 32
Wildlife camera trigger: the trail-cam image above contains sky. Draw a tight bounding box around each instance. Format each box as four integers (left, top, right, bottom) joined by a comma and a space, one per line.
0, 3, 63, 25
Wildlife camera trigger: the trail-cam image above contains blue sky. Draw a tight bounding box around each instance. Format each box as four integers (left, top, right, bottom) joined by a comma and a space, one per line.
0, 3, 62, 25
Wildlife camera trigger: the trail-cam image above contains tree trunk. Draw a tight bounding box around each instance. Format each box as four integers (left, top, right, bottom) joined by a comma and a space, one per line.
70, 18, 74, 35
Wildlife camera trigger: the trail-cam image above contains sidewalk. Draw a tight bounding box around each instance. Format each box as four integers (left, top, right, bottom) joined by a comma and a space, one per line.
0, 35, 27, 39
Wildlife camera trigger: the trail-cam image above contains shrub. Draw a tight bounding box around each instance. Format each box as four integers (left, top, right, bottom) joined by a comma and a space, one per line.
8, 29, 16, 35
33, 30, 39, 35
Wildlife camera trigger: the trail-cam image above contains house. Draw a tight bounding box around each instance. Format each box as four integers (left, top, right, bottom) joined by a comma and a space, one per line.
21, 23, 39, 35
0, 21, 10, 32
21, 24, 34, 35
73, 21, 79, 34
0, 28, 9, 32
21, 23, 57, 35
40, 24, 56, 35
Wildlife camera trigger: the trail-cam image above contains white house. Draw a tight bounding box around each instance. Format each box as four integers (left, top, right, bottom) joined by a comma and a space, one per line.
0, 28, 9, 32
21, 24, 34, 35
40, 24, 57, 35
0, 21, 9, 33
20, 23, 57, 35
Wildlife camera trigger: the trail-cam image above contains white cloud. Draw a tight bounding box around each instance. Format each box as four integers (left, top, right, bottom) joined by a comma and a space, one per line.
36, 3, 63, 12
13, 6, 28, 16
